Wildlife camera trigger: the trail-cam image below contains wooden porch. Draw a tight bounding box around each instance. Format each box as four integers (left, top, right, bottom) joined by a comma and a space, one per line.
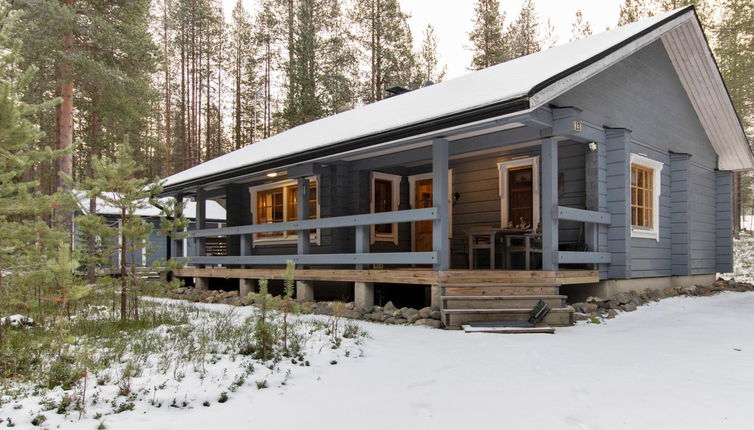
172, 267, 598, 286
172, 267, 597, 329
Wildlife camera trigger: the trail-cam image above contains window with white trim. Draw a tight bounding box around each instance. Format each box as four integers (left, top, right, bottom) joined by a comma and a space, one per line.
630, 153, 662, 241
371, 172, 401, 244
249, 177, 319, 245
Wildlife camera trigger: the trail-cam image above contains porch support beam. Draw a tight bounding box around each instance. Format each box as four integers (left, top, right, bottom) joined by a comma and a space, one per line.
297, 177, 311, 258
350, 125, 547, 171
190, 207, 438, 237
190, 252, 437, 266
558, 251, 612, 264
586, 137, 609, 278
239, 278, 255, 297
552, 107, 606, 143
432, 138, 450, 271
556, 206, 611, 224
541, 138, 559, 270
195, 189, 207, 268
170, 193, 184, 260
296, 280, 314, 301
354, 225, 369, 269
354, 282, 374, 310
605, 128, 632, 279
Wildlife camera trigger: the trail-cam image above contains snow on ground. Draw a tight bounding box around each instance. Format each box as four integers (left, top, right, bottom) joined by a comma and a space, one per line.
92, 292, 754, 430
3, 292, 752, 429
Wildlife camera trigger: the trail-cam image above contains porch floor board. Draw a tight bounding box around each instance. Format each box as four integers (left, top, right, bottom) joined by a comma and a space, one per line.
172, 268, 598, 286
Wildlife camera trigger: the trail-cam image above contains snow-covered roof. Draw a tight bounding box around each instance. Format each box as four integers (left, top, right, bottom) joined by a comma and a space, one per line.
161, 6, 752, 191
77, 192, 226, 221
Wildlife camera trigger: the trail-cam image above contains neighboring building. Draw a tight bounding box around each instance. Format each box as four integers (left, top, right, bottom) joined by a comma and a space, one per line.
77, 193, 226, 268
157, 7, 753, 327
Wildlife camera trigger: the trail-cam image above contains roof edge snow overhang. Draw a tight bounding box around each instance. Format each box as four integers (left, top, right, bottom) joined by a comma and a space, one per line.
162, 6, 752, 194
161, 97, 530, 194
529, 6, 753, 171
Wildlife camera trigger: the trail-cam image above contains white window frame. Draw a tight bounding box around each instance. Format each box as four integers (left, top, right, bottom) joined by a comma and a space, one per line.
370, 172, 402, 245
498, 156, 540, 229
630, 153, 663, 241
248, 176, 320, 246
408, 170, 453, 251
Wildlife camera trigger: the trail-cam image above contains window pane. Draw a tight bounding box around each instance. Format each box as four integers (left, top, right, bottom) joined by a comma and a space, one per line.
630, 163, 654, 229
257, 188, 284, 237
374, 179, 393, 234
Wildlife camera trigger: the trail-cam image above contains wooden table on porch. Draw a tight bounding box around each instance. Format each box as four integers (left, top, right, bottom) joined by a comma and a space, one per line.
467, 227, 534, 269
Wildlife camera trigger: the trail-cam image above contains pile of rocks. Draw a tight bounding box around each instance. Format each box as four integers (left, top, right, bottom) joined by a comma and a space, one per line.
169, 287, 444, 328
571, 278, 754, 322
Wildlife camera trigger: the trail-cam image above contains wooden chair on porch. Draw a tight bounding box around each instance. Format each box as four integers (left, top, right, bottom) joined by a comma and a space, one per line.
503, 222, 542, 270
467, 226, 499, 269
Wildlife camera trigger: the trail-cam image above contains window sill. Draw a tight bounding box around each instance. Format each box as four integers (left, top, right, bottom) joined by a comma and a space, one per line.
253, 233, 320, 247
372, 234, 398, 246
631, 227, 659, 242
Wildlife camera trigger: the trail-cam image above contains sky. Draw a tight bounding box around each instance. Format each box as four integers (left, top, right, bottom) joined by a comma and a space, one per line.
221, 0, 624, 80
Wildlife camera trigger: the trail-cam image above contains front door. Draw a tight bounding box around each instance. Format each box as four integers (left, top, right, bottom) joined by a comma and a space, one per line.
414, 178, 433, 253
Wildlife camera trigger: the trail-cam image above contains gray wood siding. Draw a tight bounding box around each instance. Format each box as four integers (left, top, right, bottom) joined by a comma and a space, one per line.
715, 171, 733, 272
606, 129, 632, 279
629, 145, 672, 278
555, 39, 727, 278
688, 163, 717, 274
553, 40, 717, 169
670, 153, 690, 275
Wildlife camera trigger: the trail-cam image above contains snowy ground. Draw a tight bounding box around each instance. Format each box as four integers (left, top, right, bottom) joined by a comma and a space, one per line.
73, 292, 754, 429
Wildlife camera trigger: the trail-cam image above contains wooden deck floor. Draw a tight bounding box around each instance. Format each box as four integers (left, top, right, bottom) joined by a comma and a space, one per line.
172, 267, 599, 286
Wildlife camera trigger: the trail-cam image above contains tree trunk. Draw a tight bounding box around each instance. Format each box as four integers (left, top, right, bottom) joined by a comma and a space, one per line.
86, 89, 101, 285
163, 2, 172, 176
56, 0, 75, 242
120, 208, 128, 321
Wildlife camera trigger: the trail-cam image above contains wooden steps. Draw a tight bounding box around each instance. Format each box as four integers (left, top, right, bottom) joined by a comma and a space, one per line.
439, 280, 574, 330
442, 307, 573, 328
462, 324, 556, 334
442, 295, 567, 309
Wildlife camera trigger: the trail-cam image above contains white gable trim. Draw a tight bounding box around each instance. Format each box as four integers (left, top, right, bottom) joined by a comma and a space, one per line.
661, 20, 754, 171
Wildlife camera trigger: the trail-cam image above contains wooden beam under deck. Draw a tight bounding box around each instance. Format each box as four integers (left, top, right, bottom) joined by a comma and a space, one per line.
172, 268, 598, 286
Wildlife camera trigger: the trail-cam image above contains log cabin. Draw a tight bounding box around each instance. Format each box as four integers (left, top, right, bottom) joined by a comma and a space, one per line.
158, 6, 753, 328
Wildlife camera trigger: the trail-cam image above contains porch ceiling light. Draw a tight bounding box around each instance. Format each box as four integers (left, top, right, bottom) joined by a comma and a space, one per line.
266, 172, 279, 178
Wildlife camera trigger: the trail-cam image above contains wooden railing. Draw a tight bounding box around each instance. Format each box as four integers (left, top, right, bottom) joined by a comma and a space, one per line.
180, 207, 440, 266
555, 206, 612, 264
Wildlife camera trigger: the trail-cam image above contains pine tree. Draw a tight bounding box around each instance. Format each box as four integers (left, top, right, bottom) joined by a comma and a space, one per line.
351, 0, 419, 103
230, 0, 253, 150
618, 0, 656, 26
417, 24, 447, 84
79, 145, 160, 321
254, 0, 280, 139
282, 0, 357, 127
0, 8, 72, 330
658, 1, 714, 36
715, 0, 754, 234
507, 0, 541, 58
571, 9, 593, 41
540, 18, 559, 49
467, 0, 508, 70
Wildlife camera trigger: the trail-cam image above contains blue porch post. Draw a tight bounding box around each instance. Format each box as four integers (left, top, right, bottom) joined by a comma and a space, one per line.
195, 189, 206, 269
170, 193, 184, 261
296, 177, 311, 256
541, 138, 559, 271
432, 137, 450, 271
296, 177, 315, 301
